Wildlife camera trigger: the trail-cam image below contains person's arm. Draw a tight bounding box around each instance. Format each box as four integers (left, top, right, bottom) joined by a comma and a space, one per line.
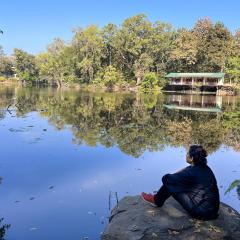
162, 166, 194, 193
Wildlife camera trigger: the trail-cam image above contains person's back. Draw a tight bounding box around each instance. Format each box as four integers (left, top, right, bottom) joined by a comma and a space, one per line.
165, 165, 219, 219
142, 145, 220, 220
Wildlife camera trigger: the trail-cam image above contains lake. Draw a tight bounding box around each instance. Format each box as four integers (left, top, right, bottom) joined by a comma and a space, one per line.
0, 85, 239, 240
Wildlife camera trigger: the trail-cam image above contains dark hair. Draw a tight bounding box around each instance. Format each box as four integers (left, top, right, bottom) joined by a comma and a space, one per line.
188, 145, 207, 166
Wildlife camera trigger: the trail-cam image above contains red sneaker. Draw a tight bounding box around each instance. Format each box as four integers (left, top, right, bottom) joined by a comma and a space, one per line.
141, 192, 157, 207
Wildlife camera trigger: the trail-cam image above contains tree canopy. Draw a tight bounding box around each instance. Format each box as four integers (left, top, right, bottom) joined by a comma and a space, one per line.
1, 15, 240, 88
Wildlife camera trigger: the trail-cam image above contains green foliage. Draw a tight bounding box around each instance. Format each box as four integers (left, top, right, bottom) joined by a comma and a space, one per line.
141, 92, 159, 109
134, 53, 153, 85
13, 48, 39, 82
37, 39, 76, 86
226, 56, 240, 83
140, 72, 159, 91
93, 65, 125, 88
170, 29, 198, 70
1, 16, 239, 88
0, 46, 14, 77
1, 85, 240, 156
204, 22, 233, 71
72, 25, 104, 83
225, 180, 240, 195
101, 23, 118, 66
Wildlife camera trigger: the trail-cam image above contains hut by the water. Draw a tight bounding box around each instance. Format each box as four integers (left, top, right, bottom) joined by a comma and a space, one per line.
165, 72, 226, 94
165, 72, 225, 86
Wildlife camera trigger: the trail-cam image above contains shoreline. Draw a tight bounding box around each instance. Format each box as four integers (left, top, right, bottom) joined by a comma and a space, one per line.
0, 80, 239, 96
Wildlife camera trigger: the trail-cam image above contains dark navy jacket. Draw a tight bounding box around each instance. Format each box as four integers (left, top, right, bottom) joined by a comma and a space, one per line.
162, 165, 220, 219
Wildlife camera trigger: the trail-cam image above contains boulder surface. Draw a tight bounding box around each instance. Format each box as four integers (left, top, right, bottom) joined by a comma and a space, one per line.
101, 195, 240, 240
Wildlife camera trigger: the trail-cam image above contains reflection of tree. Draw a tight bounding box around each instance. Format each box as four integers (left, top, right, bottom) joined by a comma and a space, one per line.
166, 117, 193, 147
224, 128, 240, 152
0, 86, 15, 120
191, 119, 226, 153
1, 85, 240, 157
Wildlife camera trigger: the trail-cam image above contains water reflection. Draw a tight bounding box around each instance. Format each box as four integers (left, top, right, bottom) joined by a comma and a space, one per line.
164, 94, 223, 112
0, 86, 240, 156
0, 85, 240, 240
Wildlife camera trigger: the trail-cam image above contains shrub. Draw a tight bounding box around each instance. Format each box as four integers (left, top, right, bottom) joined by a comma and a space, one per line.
93, 65, 125, 88
140, 72, 159, 91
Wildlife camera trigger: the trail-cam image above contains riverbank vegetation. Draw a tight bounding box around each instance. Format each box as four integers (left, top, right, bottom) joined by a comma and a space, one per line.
1, 15, 240, 90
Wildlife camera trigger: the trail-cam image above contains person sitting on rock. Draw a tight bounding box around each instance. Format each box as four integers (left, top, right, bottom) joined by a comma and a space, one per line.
141, 144, 220, 220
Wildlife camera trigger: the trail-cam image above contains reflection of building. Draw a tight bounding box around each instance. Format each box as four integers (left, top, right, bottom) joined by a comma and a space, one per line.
11, 66, 17, 78
165, 73, 225, 86
164, 94, 222, 113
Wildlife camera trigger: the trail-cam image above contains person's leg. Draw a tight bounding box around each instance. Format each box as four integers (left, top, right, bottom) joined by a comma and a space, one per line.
172, 193, 197, 218
154, 184, 171, 207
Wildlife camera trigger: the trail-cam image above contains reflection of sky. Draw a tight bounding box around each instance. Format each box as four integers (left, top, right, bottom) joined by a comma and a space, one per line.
0, 111, 240, 240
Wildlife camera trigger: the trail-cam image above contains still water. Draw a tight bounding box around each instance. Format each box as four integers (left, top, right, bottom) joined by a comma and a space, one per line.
0, 86, 239, 240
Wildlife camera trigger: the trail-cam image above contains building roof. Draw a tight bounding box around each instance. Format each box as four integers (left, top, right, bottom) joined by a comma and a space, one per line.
165, 73, 225, 78
163, 104, 222, 113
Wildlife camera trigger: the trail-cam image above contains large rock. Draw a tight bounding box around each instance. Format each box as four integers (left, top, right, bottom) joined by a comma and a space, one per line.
101, 196, 240, 240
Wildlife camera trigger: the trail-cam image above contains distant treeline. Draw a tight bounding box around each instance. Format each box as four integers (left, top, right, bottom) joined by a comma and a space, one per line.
0, 14, 240, 89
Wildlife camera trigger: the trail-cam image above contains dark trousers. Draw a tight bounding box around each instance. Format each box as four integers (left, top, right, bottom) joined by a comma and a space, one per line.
154, 185, 196, 217
154, 185, 219, 220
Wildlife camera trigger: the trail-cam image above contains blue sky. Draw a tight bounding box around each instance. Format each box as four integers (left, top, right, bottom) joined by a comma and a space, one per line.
1, 0, 240, 55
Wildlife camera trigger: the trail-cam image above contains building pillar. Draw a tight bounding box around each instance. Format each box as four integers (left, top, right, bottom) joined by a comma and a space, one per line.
201, 95, 205, 107
203, 77, 206, 85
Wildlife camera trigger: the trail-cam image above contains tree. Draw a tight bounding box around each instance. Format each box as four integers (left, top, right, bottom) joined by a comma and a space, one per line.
113, 14, 153, 83
7, 16, 239, 87
37, 38, 75, 86
226, 56, 240, 84
140, 72, 158, 91
170, 29, 198, 72
235, 29, 240, 48
101, 23, 118, 66
72, 25, 104, 83
93, 65, 124, 88
204, 22, 233, 71
193, 18, 213, 39
0, 46, 14, 77
13, 48, 39, 83
193, 18, 213, 71
149, 21, 176, 75
134, 53, 153, 85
